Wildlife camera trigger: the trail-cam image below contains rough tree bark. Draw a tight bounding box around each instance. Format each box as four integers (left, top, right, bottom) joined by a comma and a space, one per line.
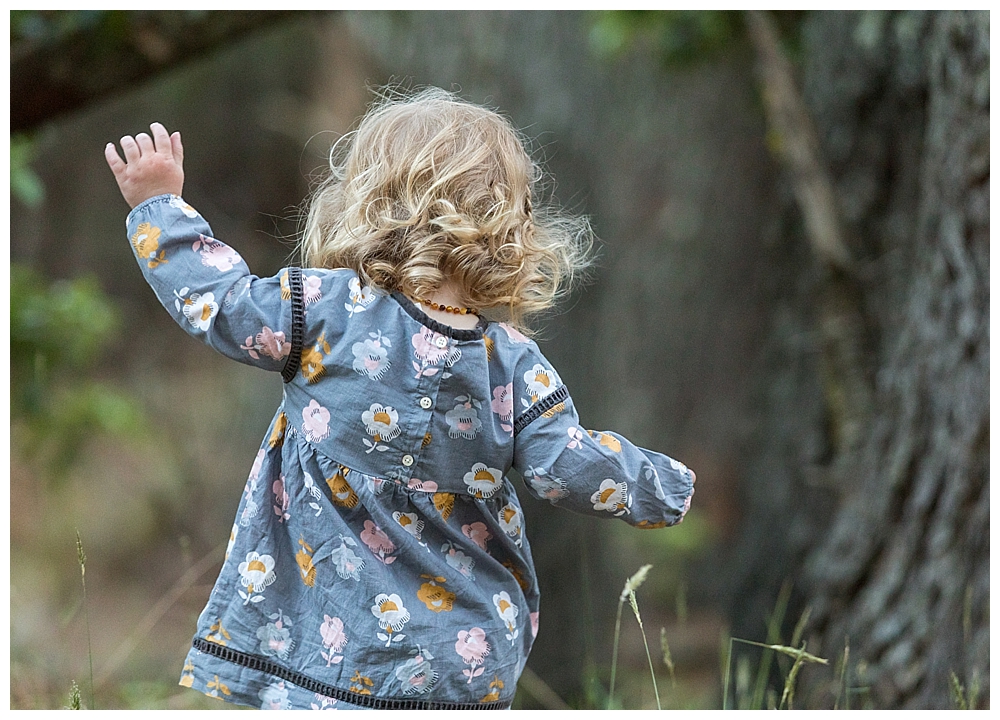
729, 10, 988, 709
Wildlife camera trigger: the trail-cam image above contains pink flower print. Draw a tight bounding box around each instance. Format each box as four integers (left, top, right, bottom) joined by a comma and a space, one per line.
361, 520, 396, 564
303, 274, 323, 304
498, 322, 530, 343
456, 627, 490, 682
407, 478, 438, 492
462, 522, 493, 551
441, 541, 475, 578
249, 448, 265, 483
320, 615, 347, 666
490, 383, 514, 434
530, 611, 540, 638
192, 235, 243, 272
411, 328, 462, 377
241, 326, 291, 361
302, 400, 331, 442
272, 476, 290, 522
567, 427, 584, 449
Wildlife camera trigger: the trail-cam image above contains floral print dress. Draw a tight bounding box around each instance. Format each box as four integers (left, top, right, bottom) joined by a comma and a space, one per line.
127, 195, 696, 710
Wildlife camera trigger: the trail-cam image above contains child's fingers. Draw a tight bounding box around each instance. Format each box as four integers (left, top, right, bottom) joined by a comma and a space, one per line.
170, 131, 184, 166
104, 142, 127, 176
135, 132, 155, 156
150, 122, 172, 155
120, 135, 140, 163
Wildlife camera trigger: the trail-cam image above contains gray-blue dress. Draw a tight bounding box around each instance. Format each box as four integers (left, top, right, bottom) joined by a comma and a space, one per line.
125, 194, 696, 710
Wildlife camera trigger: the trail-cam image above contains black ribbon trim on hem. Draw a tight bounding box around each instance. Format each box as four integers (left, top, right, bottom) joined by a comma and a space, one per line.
192, 637, 512, 710
281, 267, 304, 383
512, 385, 570, 437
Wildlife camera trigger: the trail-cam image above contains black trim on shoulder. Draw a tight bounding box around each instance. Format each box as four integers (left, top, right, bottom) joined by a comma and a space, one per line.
391, 291, 489, 341
192, 637, 511, 710
281, 267, 305, 383
513, 385, 570, 436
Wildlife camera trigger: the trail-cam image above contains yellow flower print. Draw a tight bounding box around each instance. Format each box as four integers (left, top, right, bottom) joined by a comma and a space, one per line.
268, 412, 287, 448
541, 401, 566, 419
417, 575, 456, 613
206, 618, 231, 646
349, 670, 374, 695
636, 520, 668, 530
131, 222, 168, 268
422, 432, 433, 448
587, 430, 622, 453
326, 466, 359, 508
279, 270, 291, 300
433, 492, 455, 521
484, 335, 495, 361
301, 333, 332, 384
179, 660, 195, 687
205, 675, 231, 698
296, 536, 316, 587
501, 560, 529, 592
464, 463, 503, 499
237, 551, 276, 604
481, 675, 505, 703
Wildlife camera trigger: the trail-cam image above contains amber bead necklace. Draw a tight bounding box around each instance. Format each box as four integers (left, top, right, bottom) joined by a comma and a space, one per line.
414, 297, 479, 316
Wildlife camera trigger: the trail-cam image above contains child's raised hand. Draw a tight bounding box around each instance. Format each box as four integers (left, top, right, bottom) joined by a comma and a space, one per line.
105, 122, 184, 208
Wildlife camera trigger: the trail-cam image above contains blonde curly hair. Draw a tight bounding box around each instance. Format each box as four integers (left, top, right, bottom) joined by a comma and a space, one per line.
299, 87, 593, 330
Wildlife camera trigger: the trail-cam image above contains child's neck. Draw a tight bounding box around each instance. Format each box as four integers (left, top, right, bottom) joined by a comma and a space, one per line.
414, 281, 480, 330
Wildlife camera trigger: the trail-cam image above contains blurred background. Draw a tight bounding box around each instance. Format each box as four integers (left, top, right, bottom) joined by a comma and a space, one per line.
9, 10, 988, 710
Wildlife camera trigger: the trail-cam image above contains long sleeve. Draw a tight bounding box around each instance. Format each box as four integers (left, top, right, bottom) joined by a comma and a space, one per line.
510, 351, 695, 528
125, 194, 293, 372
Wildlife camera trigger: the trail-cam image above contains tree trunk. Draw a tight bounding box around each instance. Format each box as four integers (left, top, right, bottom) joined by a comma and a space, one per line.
729, 10, 988, 708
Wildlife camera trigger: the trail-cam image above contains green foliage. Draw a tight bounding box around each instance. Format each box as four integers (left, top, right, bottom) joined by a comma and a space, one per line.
11, 263, 147, 475
11, 134, 44, 208
65, 681, 83, 710
589, 11, 740, 67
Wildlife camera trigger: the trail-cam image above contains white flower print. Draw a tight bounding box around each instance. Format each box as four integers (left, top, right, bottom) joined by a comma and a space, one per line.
463, 463, 504, 499
644, 465, 667, 502
445, 396, 483, 440
567, 427, 584, 449
498, 503, 523, 547
301, 400, 331, 443
346, 277, 376, 316
371, 592, 410, 646
174, 289, 218, 332
441, 541, 476, 579
393, 511, 425, 541
256, 609, 294, 660
330, 535, 365, 581
361, 403, 400, 453
523, 363, 559, 401
302, 471, 323, 516
493, 591, 520, 644
258, 680, 290, 710
591, 478, 632, 516
525, 466, 568, 505
168, 195, 199, 217
238, 551, 276, 604
394, 647, 438, 695
192, 234, 242, 272
352, 331, 392, 381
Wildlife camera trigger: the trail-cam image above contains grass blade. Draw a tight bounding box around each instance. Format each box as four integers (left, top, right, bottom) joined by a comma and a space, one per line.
75, 531, 94, 710
628, 589, 661, 710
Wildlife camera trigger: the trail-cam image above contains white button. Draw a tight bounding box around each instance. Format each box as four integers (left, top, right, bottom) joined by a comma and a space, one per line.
401, 454, 414, 467
434, 335, 448, 348
419, 397, 432, 409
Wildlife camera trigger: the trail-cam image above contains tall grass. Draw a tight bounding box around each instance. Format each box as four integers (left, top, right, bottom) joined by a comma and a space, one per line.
75, 531, 94, 710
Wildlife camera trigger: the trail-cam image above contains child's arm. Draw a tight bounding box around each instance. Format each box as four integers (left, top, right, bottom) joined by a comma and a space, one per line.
105, 124, 295, 373
511, 354, 695, 528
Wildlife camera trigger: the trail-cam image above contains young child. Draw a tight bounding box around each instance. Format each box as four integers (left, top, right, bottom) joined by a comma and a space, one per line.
105, 88, 695, 710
